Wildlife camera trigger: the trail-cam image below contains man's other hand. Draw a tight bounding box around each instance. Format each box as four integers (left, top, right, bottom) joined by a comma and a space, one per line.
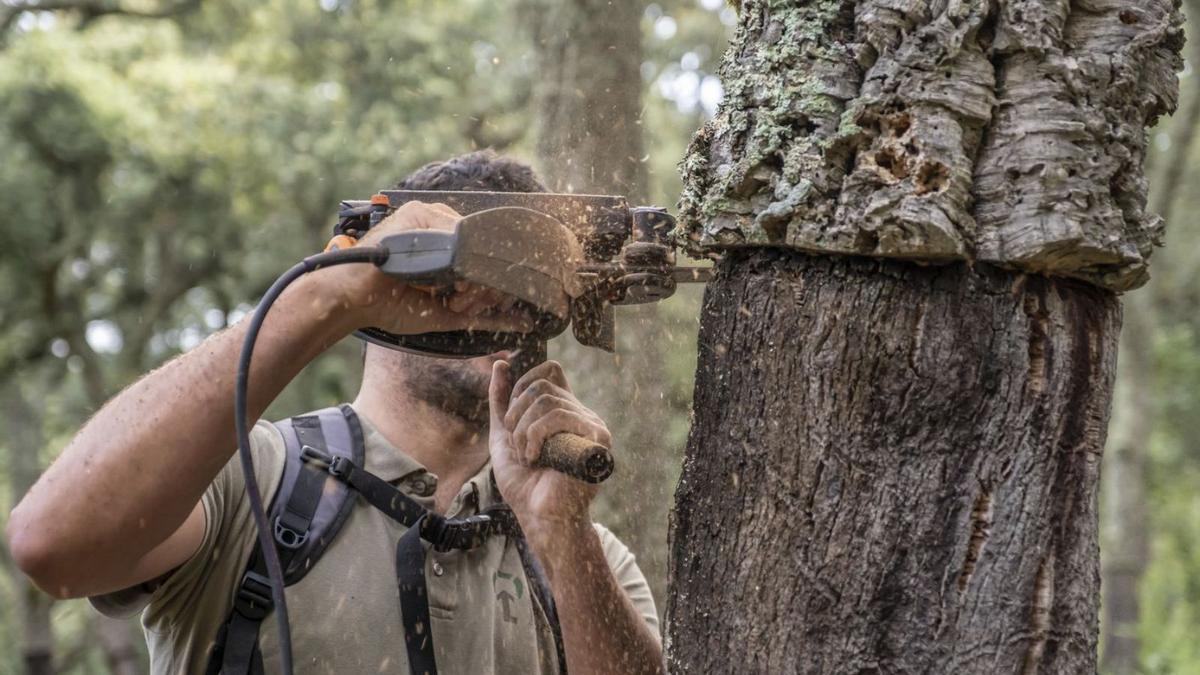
487, 359, 607, 559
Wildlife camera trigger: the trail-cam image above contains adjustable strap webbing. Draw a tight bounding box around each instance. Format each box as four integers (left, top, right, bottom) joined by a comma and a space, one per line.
210, 414, 337, 675
317, 452, 525, 675
325, 453, 426, 528
218, 606, 267, 675
397, 515, 437, 675
210, 556, 274, 675
214, 443, 567, 675
271, 417, 330, 550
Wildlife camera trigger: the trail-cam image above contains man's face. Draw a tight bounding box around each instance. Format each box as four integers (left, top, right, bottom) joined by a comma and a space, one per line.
393, 350, 510, 431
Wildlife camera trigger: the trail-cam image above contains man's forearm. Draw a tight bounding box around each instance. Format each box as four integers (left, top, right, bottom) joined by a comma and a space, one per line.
6, 270, 358, 595
541, 522, 664, 675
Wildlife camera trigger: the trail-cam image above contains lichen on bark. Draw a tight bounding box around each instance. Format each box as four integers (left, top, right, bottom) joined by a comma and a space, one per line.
677, 0, 1185, 291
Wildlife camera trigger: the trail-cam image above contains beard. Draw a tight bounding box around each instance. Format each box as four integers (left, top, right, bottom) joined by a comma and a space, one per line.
402, 355, 492, 431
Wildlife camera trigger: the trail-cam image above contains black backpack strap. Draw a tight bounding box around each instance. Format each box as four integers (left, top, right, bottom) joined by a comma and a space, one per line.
207, 405, 364, 675
214, 552, 270, 675
211, 406, 568, 675
273, 405, 364, 582
396, 514, 438, 674
312, 453, 494, 675
271, 416, 330, 552
311, 455, 554, 675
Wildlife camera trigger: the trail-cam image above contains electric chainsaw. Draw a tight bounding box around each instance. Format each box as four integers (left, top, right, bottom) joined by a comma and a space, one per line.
325, 190, 711, 482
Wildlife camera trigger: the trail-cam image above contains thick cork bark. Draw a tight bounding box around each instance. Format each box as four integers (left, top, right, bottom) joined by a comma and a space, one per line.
677, 0, 1184, 291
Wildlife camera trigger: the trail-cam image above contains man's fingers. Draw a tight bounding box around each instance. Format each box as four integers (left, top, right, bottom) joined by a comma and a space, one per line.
394, 292, 535, 334
523, 410, 611, 464
447, 285, 487, 313
371, 201, 461, 237
447, 284, 510, 316
511, 360, 571, 401
463, 288, 509, 317
488, 360, 513, 444
422, 201, 462, 220
504, 379, 573, 431
510, 391, 585, 452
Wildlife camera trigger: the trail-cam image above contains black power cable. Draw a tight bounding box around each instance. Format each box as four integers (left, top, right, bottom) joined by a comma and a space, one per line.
235, 246, 388, 675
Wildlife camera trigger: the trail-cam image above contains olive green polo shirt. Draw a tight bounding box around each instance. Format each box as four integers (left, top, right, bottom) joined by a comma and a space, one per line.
91, 408, 658, 674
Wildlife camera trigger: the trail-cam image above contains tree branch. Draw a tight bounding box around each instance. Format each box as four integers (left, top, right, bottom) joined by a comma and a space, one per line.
2, 0, 200, 36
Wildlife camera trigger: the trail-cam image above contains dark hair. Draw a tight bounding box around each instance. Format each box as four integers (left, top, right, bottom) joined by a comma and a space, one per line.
396, 149, 547, 193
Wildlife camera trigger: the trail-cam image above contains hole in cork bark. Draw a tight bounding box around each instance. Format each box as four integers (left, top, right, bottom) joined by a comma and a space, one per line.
875, 148, 909, 179
1119, 9, 1138, 24
856, 228, 881, 251
915, 161, 949, 195
1006, 168, 1021, 181
759, 214, 788, 243
885, 113, 911, 138
784, 113, 817, 136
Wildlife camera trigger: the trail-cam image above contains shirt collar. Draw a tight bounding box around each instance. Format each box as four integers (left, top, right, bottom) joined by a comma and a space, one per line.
354, 406, 428, 483
350, 405, 502, 516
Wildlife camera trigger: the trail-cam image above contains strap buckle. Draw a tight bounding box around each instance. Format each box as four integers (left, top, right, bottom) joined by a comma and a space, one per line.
301, 444, 351, 479
299, 444, 333, 468
329, 456, 352, 479
234, 570, 274, 620
273, 515, 309, 550
427, 514, 495, 552
482, 506, 521, 536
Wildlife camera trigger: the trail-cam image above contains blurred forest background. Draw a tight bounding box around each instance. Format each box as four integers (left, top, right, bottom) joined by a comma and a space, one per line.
0, 1, 1196, 673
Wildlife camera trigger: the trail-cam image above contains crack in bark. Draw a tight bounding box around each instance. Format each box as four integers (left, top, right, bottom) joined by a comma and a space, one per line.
1021, 552, 1057, 675
957, 485, 994, 594
1023, 289, 1050, 397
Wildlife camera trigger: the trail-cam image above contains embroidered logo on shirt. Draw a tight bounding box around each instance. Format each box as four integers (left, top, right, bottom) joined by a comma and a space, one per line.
493, 571, 524, 624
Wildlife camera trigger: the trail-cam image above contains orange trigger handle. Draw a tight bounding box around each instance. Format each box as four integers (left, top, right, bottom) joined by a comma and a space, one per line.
324, 234, 359, 253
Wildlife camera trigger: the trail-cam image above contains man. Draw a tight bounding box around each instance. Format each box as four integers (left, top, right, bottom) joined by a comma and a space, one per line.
6, 151, 664, 674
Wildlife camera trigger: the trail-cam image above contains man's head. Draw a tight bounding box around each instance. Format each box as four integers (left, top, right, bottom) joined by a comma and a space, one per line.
363, 150, 547, 431
395, 149, 547, 192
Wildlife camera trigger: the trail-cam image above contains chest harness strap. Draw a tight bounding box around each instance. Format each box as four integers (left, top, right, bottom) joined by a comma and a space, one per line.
302, 446, 566, 675
314, 448, 556, 675
208, 408, 566, 675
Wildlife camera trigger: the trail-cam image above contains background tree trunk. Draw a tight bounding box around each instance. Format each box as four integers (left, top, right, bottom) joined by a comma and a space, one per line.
94, 613, 142, 675
531, 0, 646, 198
3, 380, 56, 675
1100, 16, 1200, 665
1101, 298, 1152, 675
667, 0, 1183, 671
531, 0, 680, 603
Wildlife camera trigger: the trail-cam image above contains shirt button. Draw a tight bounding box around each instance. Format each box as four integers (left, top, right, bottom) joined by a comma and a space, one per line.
409, 476, 437, 497
432, 561, 444, 577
